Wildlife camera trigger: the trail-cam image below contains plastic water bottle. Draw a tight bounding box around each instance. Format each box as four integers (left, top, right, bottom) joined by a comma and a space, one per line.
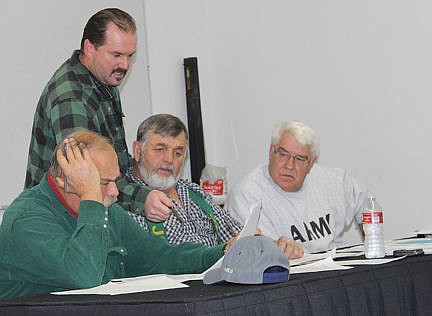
361, 196, 385, 258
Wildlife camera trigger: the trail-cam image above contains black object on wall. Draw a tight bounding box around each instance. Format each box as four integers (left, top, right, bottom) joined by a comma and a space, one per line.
183, 57, 206, 184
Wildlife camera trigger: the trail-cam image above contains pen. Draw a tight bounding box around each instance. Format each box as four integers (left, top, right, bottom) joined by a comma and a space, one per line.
171, 207, 185, 224
223, 217, 237, 236
62, 144, 68, 190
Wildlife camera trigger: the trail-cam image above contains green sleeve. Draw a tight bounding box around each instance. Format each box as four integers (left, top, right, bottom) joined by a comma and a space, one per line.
8, 200, 111, 290
117, 208, 224, 276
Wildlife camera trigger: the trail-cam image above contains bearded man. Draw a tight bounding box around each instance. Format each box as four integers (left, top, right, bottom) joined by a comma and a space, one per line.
126, 114, 303, 260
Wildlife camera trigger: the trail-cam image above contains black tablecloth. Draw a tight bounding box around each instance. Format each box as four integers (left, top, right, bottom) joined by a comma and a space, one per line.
1, 254, 432, 315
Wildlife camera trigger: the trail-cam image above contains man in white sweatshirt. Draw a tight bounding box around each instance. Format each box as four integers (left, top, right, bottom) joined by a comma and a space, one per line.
226, 120, 370, 253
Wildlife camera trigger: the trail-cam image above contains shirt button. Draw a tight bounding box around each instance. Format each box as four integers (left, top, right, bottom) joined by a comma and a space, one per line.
105, 217, 108, 221
115, 127, 119, 131
103, 224, 107, 229
120, 249, 125, 253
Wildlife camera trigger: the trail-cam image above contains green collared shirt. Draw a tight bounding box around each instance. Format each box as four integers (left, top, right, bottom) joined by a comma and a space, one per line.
25, 50, 150, 213
0, 175, 223, 299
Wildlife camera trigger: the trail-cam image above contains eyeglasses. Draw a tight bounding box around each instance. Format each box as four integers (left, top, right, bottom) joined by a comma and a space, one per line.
273, 146, 311, 166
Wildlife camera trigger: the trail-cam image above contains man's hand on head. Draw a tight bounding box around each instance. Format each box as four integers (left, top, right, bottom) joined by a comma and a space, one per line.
143, 190, 174, 222
276, 236, 304, 259
56, 138, 102, 203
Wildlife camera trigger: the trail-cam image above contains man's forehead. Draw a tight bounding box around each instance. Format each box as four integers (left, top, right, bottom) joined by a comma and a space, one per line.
89, 148, 120, 173
103, 22, 137, 52
148, 131, 186, 147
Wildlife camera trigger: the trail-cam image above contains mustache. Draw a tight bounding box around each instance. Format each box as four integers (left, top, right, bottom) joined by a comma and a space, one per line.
158, 164, 174, 173
111, 68, 127, 76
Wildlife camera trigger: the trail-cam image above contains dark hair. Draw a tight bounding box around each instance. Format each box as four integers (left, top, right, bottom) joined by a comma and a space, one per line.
137, 114, 189, 146
80, 8, 136, 50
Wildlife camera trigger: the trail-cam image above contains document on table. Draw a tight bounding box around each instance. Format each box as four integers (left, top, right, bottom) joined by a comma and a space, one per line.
334, 244, 364, 259
336, 237, 432, 256
290, 256, 353, 274
289, 244, 409, 274
290, 248, 336, 266
52, 275, 188, 295
288, 248, 353, 273
336, 255, 406, 266
385, 237, 432, 254
412, 227, 432, 236
236, 201, 262, 239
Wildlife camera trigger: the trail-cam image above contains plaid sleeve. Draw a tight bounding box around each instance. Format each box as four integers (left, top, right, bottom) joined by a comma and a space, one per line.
116, 175, 152, 215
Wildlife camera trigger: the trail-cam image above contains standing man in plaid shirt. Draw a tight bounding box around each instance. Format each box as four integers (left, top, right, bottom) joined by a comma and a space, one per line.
25, 8, 172, 217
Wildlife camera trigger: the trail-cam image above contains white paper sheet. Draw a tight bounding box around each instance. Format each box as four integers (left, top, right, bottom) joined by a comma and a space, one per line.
290, 256, 353, 274
336, 255, 406, 266
52, 275, 188, 295
412, 228, 432, 236
385, 238, 432, 255
290, 249, 336, 266
236, 202, 261, 239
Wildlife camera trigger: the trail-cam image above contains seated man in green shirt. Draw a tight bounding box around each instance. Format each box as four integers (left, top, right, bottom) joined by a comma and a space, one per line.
0, 130, 226, 300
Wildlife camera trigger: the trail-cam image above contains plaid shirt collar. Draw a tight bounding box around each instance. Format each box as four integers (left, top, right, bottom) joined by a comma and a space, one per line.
126, 166, 150, 187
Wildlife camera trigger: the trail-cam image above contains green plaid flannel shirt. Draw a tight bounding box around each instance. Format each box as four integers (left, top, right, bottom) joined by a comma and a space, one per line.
25, 50, 150, 214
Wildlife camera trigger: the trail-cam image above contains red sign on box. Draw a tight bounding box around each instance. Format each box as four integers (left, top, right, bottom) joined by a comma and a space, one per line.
202, 180, 224, 195
362, 212, 383, 224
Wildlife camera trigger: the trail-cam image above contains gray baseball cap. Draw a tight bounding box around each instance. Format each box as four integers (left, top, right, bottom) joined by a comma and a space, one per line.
203, 235, 290, 285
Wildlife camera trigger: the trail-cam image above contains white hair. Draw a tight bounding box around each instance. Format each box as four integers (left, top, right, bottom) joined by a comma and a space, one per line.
271, 120, 320, 159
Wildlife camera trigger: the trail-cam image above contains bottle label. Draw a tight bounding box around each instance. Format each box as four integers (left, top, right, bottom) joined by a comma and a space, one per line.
202, 179, 224, 195
362, 212, 383, 224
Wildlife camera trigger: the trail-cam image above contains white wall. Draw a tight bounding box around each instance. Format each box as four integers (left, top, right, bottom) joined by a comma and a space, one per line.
1, 1, 431, 241
0, 1, 151, 204
144, 0, 432, 240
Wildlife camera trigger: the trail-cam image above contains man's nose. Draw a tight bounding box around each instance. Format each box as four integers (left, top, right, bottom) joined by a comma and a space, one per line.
162, 150, 175, 163
119, 55, 131, 70
107, 182, 119, 197
284, 156, 296, 169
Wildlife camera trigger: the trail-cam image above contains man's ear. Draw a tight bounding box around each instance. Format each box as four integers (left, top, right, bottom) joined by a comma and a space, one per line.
306, 157, 317, 174
132, 141, 141, 163
83, 39, 95, 59
54, 173, 67, 190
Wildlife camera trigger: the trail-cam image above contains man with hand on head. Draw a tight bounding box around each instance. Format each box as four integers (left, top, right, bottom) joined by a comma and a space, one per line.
226, 120, 370, 253
126, 114, 303, 259
0, 130, 224, 300
24, 8, 171, 226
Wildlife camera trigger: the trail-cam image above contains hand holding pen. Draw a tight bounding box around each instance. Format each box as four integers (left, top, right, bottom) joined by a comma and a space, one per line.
143, 190, 174, 222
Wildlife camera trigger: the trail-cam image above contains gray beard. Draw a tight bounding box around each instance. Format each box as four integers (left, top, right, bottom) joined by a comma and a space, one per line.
138, 163, 181, 191
104, 195, 117, 208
